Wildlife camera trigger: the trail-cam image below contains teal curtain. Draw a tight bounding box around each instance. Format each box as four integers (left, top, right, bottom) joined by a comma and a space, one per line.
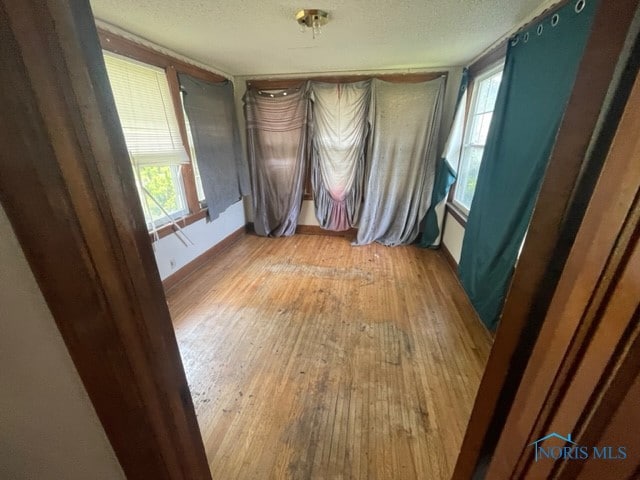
419, 69, 469, 247
458, 0, 597, 330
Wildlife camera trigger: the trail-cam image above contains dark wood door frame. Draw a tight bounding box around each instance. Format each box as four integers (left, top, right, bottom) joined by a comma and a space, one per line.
453, 0, 640, 477
0, 1, 210, 479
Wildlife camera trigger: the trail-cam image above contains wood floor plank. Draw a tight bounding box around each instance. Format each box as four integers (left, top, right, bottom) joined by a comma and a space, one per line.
167, 234, 492, 480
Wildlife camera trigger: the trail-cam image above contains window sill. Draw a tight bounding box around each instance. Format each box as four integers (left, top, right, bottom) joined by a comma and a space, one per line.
148, 208, 207, 242
446, 202, 468, 227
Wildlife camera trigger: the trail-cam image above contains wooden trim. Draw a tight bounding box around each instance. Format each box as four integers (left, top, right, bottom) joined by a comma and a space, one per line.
98, 27, 226, 84
535, 169, 640, 480
439, 241, 458, 273
445, 202, 468, 227
438, 240, 496, 341
180, 163, 201, 213
561, 318, 640, 480
303, 167, 313, 199
439, 210, 496, 340
468, 44, 507, 78
295, 224, 358, 238
515, 0, 572, 36
0, 2, 210, 478
245, 222, 357, 238
148, 208, 208, 242
453, 1, 640, 477
163, 226, 246, 291
246, 71, 448, 90
467, 0, 570, 77
165, 65, 201, 215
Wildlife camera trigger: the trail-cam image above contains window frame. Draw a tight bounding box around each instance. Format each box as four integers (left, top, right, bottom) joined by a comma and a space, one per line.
448, 61, 505, 222
98, 29, 227, 239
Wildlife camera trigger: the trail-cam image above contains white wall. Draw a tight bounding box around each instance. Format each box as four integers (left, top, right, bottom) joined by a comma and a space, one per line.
234, 67, 464, 227
0, 206, 125, 480
442, 213, 465, 264
153, 200, 245, 279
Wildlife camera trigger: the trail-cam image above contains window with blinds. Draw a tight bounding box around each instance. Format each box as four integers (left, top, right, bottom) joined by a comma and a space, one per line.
103, 51, 190, 227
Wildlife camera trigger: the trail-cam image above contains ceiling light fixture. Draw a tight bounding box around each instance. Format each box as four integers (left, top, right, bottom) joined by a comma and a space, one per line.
296, 9, 328, 39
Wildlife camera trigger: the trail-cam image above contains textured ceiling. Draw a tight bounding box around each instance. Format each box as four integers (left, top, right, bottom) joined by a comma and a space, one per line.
90, 0, 553, 76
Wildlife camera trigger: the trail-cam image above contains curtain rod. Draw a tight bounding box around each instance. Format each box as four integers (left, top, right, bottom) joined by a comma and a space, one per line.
468, 0, 570, 68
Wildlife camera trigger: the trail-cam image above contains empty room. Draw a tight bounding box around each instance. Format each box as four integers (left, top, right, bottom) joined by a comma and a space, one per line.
1, 1, 639, 479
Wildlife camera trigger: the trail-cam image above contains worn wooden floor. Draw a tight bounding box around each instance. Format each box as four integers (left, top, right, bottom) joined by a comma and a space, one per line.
167, 234, 492, 480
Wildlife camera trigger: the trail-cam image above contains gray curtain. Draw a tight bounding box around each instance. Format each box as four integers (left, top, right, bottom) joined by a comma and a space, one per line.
244, 85, 310, 237
179, 75, 250, 220
310, 81, 371, 231
355, 77, 445, 246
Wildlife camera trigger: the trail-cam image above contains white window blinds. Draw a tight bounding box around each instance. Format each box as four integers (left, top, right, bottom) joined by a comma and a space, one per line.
103, 52, 189, 166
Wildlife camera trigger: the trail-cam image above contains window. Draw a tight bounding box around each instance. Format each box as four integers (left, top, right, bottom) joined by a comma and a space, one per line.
103, 52, 190, 228
180, 93, 206, 203
191, 155, 206, 204
453, 65, 503, 213
185, 135, 206, 204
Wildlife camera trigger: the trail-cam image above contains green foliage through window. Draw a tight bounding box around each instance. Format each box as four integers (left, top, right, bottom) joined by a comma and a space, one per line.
137, 165, 185, 223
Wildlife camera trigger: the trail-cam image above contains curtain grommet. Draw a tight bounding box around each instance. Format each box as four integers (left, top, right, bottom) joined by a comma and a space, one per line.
575, 0, 586, 13
523, 32, 530, 43
551, 14, 560, 27
537, 24, 544, 35
511, 35, 520, 46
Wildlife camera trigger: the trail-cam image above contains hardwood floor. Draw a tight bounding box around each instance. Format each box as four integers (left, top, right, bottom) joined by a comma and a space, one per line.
167, 233, 492, 480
